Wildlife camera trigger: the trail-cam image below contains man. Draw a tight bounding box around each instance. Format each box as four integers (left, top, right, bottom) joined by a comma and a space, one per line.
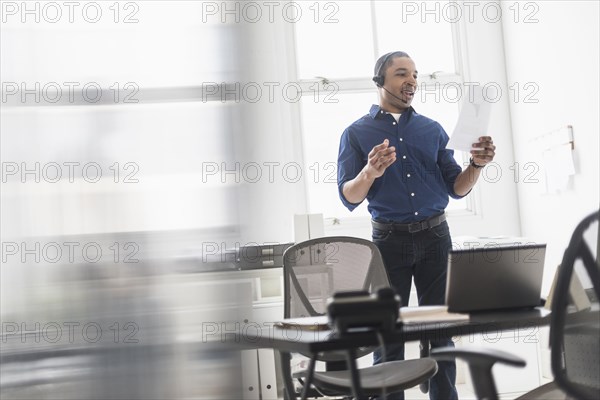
337, 51, 496, 400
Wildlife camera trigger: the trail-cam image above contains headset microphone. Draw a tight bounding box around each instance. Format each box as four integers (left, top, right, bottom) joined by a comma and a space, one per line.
381, 84, 411, 103
373, 77, 415, 104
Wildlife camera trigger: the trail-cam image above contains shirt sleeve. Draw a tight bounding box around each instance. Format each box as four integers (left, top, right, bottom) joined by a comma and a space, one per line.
437, 125, 469, 199
337, 128, 365, 211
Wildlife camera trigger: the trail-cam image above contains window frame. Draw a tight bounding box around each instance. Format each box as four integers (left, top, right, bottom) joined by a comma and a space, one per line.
288, 1, 478, 232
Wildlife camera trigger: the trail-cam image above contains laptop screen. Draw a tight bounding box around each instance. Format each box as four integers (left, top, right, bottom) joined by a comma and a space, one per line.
445, 243, 546, 313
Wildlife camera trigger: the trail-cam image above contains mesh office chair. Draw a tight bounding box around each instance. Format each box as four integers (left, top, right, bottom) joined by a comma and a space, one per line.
280, 236, 438, 399
431, 210, 600, 400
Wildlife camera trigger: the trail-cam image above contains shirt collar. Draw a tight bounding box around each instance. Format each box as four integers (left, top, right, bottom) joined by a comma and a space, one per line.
369, 104, 416, 120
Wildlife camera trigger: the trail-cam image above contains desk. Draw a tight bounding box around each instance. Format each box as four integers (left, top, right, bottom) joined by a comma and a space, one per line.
231, 307, 550, 399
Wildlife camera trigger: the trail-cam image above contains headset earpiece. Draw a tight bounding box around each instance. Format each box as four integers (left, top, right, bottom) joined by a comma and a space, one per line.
372, 76, 383, 87
373, 51, 396, 88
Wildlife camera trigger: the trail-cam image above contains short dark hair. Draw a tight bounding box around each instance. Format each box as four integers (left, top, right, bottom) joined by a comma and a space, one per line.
373, 51, 411, 81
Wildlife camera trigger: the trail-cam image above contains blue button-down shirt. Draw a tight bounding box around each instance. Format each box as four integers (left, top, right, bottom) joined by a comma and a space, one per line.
337, 104, 466, 223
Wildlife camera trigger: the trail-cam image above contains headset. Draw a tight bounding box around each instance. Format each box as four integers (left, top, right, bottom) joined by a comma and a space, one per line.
372, 51, 415, 103
372, 51, 398, 88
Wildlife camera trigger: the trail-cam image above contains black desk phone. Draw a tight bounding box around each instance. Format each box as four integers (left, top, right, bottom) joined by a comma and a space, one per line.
326, 287, 401, 335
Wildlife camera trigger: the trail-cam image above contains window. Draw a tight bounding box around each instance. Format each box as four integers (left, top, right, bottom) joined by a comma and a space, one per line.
0, 1, 243, 237
293, 0, 471, 229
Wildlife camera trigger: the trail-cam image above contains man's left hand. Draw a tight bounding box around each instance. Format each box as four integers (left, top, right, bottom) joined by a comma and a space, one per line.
470, 136, 496, 167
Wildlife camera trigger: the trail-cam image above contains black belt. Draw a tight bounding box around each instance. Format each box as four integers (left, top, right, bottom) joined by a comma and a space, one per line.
371, 213, 446, 234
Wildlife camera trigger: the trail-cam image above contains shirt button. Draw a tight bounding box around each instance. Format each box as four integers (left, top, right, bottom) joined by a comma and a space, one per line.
392, 122, 396, 125
402, 155, 406, 159
407, 174, 411, 178
414, 212, 419, 216
399, 138, 403, 141
411, 193, 415, 196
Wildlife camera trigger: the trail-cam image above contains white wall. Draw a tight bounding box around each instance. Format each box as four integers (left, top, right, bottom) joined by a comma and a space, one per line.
501, 0, 600, 294
233, 21, 308, 245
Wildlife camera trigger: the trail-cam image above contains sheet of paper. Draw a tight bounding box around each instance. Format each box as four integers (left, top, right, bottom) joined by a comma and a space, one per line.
543, 143, 575, 193
448, 85, 492, 151
273, 316, 330, 330
399, 305, 469, 324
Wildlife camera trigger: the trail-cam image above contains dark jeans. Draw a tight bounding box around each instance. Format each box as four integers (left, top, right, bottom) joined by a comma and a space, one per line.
372, 220, 458, 400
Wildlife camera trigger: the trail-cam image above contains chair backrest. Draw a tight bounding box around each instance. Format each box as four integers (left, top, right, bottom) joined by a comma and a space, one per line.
551, 210, 600, 399
283, 236, 391, 319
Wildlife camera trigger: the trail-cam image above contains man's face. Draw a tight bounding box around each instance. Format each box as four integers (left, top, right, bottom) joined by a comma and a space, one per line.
380, 56, 418, 113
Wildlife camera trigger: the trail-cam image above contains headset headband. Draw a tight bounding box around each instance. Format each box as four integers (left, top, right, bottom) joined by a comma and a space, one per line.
372, 51, 409, 87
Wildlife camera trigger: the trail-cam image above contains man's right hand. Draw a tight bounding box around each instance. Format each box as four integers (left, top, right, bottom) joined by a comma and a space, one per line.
365, 139, 396, 179
341, 139, 397, 204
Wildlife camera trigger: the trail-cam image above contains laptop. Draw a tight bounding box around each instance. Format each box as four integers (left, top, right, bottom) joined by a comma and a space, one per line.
445, 243, 546, 313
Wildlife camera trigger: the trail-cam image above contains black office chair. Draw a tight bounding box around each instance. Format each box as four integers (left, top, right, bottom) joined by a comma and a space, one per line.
431, 210, 600, 400
280, 236, 438, 399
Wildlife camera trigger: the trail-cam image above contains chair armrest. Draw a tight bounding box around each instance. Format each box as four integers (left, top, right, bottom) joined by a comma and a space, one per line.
430, 347, 526, 400
430, 346, 526, 367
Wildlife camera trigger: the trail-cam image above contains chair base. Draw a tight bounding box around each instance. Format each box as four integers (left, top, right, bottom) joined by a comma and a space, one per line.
294, 359, 438, 397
